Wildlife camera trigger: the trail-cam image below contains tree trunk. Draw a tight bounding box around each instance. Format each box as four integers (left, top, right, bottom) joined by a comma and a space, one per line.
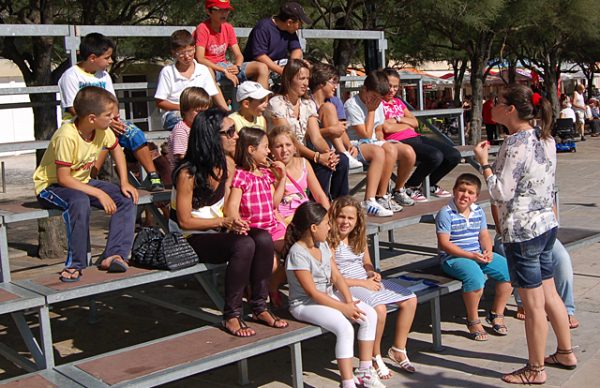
508, 59, 517, 84
452, 60, 468, 106
543, 60, 560, 120
333, 39, 359, 76
469, 57, 485, 144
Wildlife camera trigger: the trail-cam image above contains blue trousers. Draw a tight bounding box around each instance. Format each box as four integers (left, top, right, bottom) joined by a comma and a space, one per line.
37, 180, 136, 270
311, 152, 349, 200
441, 253, 511, 293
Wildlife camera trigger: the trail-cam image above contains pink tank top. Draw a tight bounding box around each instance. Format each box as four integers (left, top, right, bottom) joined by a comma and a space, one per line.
278, 159, 309, 221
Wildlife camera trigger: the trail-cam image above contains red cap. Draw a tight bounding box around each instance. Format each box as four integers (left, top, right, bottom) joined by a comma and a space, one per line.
205, 0, 234, 11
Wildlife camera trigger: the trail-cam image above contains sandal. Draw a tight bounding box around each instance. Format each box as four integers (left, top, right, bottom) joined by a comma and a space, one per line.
515, 307, 526, 321
502, 363, 546, 385
221, 316, 256, 337
98, 255, 128, 273
568, 315, 580, 329
372, 354, 392, 379
486, 311, 508, 335
387, 346, 416, 373
466, 319, 488, 341
545, 348, 577, 370
59, 268, 82, 283
252, 309, 289, 329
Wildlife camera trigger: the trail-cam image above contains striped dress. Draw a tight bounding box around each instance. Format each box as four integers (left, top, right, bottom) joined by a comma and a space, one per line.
334, 242, 415, 306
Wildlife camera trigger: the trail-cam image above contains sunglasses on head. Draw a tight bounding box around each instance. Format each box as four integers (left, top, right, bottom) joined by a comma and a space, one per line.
219, 126, 236, 138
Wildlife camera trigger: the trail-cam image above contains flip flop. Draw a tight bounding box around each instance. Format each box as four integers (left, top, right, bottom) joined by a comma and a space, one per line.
98, 255, 128, 273
252, 309, 289, 329
59, 268, 81, 283
568, 315, 580, 329
222, 316, 256, 337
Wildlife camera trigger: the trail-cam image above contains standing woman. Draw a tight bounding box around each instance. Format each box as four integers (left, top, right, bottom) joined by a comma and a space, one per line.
171, 109, 279, 337
474, 84, 576, 384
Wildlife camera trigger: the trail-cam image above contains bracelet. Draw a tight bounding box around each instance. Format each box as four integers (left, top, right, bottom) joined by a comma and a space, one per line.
313, 152, 320, 163
481, 164, 492, 172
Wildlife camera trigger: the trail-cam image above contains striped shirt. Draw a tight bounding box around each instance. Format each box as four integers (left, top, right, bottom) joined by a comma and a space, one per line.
435, 201, 486, 262
168, 120, 191, 170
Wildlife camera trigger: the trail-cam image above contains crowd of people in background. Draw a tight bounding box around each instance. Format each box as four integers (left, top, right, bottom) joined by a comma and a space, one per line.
31, 1, 584, 386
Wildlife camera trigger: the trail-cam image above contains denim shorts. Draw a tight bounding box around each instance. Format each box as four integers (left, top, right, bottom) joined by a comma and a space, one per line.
118, 120, 148, 151
504, 227, 557, 289
354, 139, 386, 164
214, 61, 249, 84
163, 111, 182, 131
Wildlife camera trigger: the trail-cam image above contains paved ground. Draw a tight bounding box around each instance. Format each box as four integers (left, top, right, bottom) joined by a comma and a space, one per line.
1, 136, 599, 387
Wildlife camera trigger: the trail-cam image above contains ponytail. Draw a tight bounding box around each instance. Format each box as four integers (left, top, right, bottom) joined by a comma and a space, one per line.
537, 97, 553, 139
502, 84, 553, 139
280, 202, 327, 259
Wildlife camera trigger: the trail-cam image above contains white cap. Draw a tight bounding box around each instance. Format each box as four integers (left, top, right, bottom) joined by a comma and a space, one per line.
236, 81, 272, 102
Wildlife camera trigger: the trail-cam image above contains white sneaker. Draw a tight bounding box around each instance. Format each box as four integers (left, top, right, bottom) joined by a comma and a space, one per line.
392, 188, 415, 206
406, 187, 428, 202
362, 199, 393, 217
377, 195, 403, 213
354, 367, 386, 388
344, 151, 363, 169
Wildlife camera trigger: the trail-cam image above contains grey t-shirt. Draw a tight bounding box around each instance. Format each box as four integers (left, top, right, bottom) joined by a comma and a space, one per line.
286, 241, 333, 308
344, 94, 385, 141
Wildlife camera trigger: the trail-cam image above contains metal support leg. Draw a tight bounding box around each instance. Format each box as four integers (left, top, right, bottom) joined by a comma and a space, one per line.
424, 176, 431, 200
1, 161, 5, 193
194, 272, 225, 311
38, 305, 55, 368
371, 233, 381, 271
290, 342, 304, 388
12, 311, 46, 369
88, 297, 98, 324
387, 229, 395, 250
0, 222, 11, 283
237, 359, 249, 385
430, 296, 443, 352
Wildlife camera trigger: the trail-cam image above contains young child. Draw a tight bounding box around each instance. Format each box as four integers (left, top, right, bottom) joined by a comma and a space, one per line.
155, 29, 228, 130
435, 173, 512, 341
167, 86, 211, 170
228, 81, 272, 133
33, 86, 138, 282
381, 68, 459, 203
344, 70, 417, 216
284, 202, 384, 388
309, 62, 363, 169
226, 127, 289, 313
328, 196, 417, 379
58, 32, 164, 191
194, 0, 269, 88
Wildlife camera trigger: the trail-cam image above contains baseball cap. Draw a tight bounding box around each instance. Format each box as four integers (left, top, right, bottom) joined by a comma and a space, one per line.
205, 0, 234, 11
236, 81, 273, 102
280, 2, 313, 25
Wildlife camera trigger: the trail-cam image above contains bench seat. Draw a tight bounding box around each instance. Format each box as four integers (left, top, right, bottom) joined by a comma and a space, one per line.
0, 283, 45, 315
0, 370, 83, 387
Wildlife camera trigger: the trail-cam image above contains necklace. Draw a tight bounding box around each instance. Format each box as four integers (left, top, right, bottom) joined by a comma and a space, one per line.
78, 130, 94, 141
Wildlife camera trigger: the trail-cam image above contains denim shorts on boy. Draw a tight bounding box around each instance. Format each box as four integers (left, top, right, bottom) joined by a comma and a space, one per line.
441, 253, 510, 293
118, 120, 148, 151
163, 111, 182, 131
214, 62, 249, 84
504, 227, 557, 289
353, 139, 386, 164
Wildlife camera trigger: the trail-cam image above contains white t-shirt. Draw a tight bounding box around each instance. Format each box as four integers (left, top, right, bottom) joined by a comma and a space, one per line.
344, 94, 385, 141
560, 107, 576, 122
154, 60, 219, 123
58, 65, 115, 109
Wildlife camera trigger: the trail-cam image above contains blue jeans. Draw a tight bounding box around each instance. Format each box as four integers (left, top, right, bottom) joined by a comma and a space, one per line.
441, 253, 511, 293
214, 61, 249, 84
494, 236, 575, 315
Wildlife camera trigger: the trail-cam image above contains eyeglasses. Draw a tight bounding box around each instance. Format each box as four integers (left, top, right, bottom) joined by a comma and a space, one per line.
327, 79, 339, 87
174, 49, 195, 58
219, 126, 236, 138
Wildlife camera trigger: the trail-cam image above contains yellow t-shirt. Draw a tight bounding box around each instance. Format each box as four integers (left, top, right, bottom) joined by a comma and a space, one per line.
33, 120, 118, 194
228, 111, 267, 133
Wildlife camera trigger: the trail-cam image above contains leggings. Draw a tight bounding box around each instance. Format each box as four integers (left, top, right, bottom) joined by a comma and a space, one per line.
289, 293, 377, 359
188, 228, 274, 319
402, 136, 461, 188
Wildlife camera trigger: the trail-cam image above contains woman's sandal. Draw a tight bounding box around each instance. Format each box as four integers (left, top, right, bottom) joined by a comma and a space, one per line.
502, 363, 546, 385
372, 354, 392, 379
545, 348, 577, 370
387, 346, 416, 373
97, 255, 128, 273
222, 316, 256, 337
486, 311, 508, 336
252, 309, 289, 329
466, 319, 488, 341
59, 268, 82, 283
515, 307, 526, 321
568, 315, 580, 329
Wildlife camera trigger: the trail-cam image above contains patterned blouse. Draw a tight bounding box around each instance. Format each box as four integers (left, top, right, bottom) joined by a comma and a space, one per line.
231, 167, 278, 232
487, 128, 558, 243
265, 95, 318, 144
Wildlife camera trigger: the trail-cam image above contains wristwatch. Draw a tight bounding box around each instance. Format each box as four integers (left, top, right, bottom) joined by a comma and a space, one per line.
480, 164, 493, 173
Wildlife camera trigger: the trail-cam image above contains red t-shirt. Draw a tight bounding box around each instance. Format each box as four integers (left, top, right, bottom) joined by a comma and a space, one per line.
194, 20, 237, 64
482, 99, 495, 125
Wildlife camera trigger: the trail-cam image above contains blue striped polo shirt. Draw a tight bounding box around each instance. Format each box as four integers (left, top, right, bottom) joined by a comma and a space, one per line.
435, 200, 486, 262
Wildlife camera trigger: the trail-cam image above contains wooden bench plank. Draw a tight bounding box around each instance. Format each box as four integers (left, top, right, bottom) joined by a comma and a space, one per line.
0, 283, 45, 315
0, 370, 83, 387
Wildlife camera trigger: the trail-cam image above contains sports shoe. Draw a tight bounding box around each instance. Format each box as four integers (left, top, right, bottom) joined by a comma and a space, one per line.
406, 187, 428, 202
147, 172, 165, 192
392, 188, 415, 207
354, 367, 386, 388
431, 185, 451, 198
362, 199, 393, 217
344, 151, 363, 169
376, 195, 403, 213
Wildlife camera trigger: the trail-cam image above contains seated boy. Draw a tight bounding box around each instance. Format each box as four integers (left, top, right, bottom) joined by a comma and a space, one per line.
228, 81, 272, 133
168, 86, 211, 170
58, 32, 164, 191
242, 2, 311, 78
344, 70, 416, 216
194, 0, 269, 88
33, 86, 139, 282
435, 173, 512, 341
155, 29, 229, 130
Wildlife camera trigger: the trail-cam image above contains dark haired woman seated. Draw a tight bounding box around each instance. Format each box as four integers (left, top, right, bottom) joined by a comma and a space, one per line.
171, 109, 287, 337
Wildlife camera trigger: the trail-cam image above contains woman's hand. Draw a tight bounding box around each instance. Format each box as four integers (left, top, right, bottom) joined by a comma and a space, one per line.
340, 300, 366, 321
473, 140, 490, 165
366, 270, 381, 282
362, 277, 382, 291
222, 217, 249, 234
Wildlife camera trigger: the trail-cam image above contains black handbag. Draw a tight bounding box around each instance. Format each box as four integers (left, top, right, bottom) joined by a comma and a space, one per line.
131, 227, 198, 271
